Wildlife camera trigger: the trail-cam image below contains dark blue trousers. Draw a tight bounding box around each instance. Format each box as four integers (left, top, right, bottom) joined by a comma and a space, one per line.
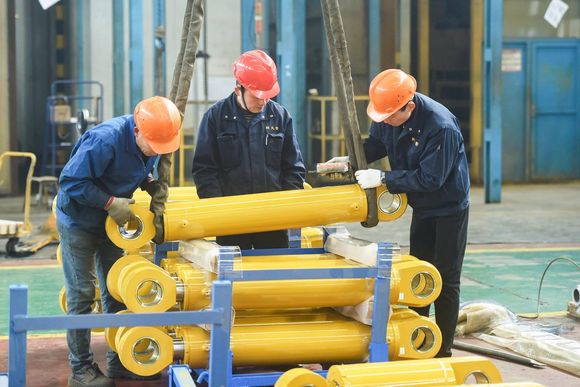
409, 207, 469, 357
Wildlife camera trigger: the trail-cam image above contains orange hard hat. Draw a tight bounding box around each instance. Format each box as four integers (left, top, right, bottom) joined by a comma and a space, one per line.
233, 50, 280, 99
367, 69, 417, 122
134, 96, 181, 154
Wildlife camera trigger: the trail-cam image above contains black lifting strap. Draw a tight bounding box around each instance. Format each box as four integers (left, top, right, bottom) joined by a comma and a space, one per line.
150, 0, 204, 243
320, 0, 378, 227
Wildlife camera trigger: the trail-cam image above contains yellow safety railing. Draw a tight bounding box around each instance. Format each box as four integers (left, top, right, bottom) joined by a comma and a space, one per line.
307, 95, 371, 165
170, 99, 215, 187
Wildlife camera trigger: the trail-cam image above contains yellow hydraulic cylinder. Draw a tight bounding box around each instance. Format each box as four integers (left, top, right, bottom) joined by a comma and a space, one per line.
132, 183, 312, 207
277, 356, 503, 386
56, 243, 62, 265
115, 308, 441, 376
59, 286, 103, 333
326, 356, 503, 386
106, 254, 153, 302
106, 185, 407, 250
132, 186, 199, 206
112, 253, 441, 313
300, 227, 324, 248
457, 385, 545, 387
274, 368, 327, 387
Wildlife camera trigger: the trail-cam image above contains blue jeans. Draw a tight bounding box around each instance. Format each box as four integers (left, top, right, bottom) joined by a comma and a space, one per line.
57, 220, 125, 373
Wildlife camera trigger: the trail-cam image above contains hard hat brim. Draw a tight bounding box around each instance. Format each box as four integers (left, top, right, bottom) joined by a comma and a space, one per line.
246, 81, 280, 100
145, 131, 181, 155
367, 101, 396, 123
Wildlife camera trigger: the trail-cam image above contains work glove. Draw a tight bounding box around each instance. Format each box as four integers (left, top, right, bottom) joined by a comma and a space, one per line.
325, 156, 350, 164
355, 169, 383, 189
105, 197, 135, 226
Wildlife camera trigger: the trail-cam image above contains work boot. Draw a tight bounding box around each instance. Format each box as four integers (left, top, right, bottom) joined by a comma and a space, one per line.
107, 358, 161, 381
68, 363, 114, 387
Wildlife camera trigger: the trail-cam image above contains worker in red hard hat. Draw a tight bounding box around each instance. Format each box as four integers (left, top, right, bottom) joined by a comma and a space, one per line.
326, 69, 470, 358
56, 96, 181, 386
192, 49, 305, 249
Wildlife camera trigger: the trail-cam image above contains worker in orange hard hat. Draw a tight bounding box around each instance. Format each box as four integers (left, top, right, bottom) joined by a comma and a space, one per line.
192, 49, 306, 249
326, 68, 470, 358
55, 95, 180, 386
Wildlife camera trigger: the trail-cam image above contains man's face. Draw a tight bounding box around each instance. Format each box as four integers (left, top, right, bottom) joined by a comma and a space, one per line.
383, 101, 415, 127
134, 128, 158, 156
235, 86, 268, 113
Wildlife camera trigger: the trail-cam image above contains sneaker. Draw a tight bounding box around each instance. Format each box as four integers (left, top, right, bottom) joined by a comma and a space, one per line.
68, 363, 114, 387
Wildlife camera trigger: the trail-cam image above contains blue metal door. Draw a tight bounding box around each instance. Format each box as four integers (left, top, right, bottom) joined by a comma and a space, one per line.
531, 40, 580, 180
502, 39, 580, 181
501, 42, 528, 182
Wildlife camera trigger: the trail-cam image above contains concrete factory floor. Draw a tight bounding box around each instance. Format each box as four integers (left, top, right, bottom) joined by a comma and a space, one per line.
0, 182, 579, 386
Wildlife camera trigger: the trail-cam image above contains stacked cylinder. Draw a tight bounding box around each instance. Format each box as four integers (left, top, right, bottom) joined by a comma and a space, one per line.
53, 186, 541, 385
98, 186, 450, 377
105, 243, 447, 376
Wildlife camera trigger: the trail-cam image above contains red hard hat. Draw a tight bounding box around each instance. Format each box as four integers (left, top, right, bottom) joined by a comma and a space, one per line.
134, 96, 182, 154
233, 50, 280, 99
367, 69, 417, 122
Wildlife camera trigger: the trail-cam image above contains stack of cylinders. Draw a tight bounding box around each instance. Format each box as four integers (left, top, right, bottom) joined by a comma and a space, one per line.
115, 308, 442, 376
107, 253, 441, 313
107, 249, 444, 376
101, 186, 450, 378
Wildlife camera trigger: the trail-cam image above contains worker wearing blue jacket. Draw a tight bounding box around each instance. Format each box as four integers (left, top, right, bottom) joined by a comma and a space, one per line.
192, 50, 305, 249
56, 96, 181, 387
329, 69, 469, 358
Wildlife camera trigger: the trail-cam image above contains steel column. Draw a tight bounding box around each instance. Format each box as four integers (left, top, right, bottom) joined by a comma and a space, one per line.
153, 0, 166, 97
130, 0, 143, 109
368, 243, 393, 362
8, 285, 27, 387
276, 0, 306, 152
483, 0, 502, 202
261, 0, 270, 50
368, 0, 380, 80
75, 0, 84, 83
241, 0, 256, 52
113, 0, 125, 115
208, 281, 233, 387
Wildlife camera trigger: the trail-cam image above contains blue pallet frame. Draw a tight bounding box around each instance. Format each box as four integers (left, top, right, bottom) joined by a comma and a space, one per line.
6, 239, 394, 387
186, 240, 394, 386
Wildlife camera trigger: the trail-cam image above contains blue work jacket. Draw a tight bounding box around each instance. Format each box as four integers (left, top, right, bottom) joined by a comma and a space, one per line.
363, 93, 470, 218
56, 115, 157, 235
192, 93, 306, 198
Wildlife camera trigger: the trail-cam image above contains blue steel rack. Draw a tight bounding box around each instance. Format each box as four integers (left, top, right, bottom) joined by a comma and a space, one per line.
169, 239, 395, 387
6, 238, 394, 387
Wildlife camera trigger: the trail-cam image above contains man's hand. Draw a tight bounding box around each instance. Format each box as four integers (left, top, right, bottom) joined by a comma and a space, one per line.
355, 169, 383, 189
105, 197, 136, 226
325, 156, 350, 164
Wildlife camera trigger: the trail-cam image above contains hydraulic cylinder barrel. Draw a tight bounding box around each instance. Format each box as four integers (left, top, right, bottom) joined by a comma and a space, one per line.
115, 308, 441, 376
110, 254, 441, 313
106, 185, 406, 250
